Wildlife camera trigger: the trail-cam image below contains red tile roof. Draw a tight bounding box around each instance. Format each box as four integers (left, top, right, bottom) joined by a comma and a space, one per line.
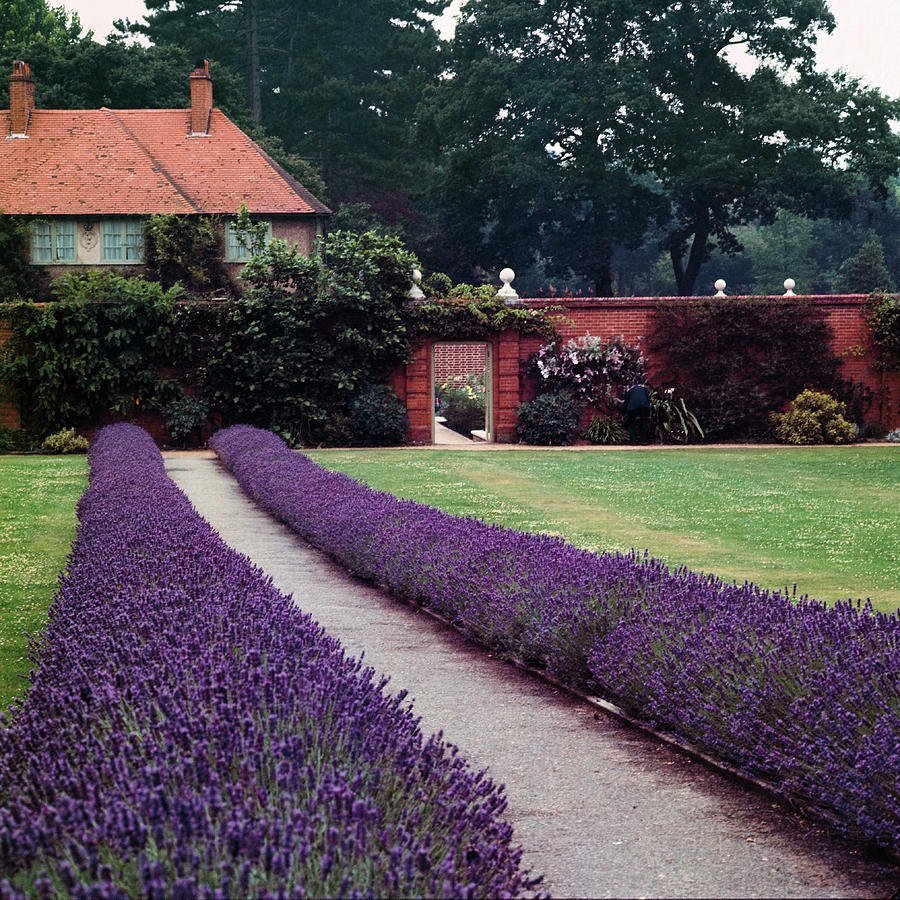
0, 108, 329, 216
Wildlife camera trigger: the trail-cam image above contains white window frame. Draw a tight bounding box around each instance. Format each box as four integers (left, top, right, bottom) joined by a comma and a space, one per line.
101, 219, 144, 263
31, 220, 77, 264
225, 219, 271, 262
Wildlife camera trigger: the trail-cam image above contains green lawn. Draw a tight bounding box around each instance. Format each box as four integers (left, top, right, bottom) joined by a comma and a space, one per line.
0, 456, 86, 708
311, 447, 900, 612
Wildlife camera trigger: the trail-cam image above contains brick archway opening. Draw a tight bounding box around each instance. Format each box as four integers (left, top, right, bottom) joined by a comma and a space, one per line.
432, 341, 493, 443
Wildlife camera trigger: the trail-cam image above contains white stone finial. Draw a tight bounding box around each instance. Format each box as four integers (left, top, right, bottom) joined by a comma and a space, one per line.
783, 278, 796, 297
497, 267, 519, 304
408, 267, 425, 301
714, 279, 727, 297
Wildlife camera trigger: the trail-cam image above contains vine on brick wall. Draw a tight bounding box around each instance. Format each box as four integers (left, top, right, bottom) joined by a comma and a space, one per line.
867, 292, 900, 369
0, 274, 192, 437
144, 214, 235, 295
408, 276, 558, 340
648, 298, 869, 439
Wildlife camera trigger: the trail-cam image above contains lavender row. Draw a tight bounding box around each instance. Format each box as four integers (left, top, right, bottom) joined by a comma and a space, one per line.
211, 425, 899, 852
0, 424, 537, 898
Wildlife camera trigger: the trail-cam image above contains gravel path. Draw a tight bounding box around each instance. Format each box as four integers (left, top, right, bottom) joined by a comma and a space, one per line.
164, 454, 897, 899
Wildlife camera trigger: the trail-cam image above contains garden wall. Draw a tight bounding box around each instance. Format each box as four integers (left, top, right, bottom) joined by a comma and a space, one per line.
433, 343, 488, 383
397, 295, 898, 442
2, 294, 896, 442
0, 318, 17, 429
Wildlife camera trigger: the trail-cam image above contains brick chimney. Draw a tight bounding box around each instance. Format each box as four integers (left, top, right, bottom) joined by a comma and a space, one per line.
189, 59, 213, 136
9, 60, 35, 137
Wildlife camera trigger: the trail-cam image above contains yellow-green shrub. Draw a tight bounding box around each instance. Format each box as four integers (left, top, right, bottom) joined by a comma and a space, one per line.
772, 390, 855, 445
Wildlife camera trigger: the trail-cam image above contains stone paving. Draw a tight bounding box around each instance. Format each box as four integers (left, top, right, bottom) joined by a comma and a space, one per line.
164, 453, 897, 899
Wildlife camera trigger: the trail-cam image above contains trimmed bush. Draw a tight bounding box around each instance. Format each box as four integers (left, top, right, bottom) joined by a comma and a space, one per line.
516, 392, 581, 445
0, 424, 536, 896
40, 427, 88, 454
772, 390, 856, 445
212, 425, 899, 851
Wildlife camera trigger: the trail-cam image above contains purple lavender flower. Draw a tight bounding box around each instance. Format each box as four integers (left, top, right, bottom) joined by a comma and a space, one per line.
0, 424, 538, 897
212, 424, 899, 852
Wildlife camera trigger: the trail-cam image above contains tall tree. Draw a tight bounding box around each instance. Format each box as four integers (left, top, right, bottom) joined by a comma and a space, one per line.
612, 1, 900, 294
425, 1, 663, 292
430, 0, 900, 295
135, 0, 447, 214
0, 36, 247, 113
0, 0, 80, 52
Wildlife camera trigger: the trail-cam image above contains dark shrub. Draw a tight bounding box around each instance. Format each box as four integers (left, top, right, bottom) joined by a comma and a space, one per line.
206, 231, 413, 445
157, 392, 209, 446
517, 391, 580, 445
0, 425, 33, 453
349, 384, 408, 446
650, 299, 845, 440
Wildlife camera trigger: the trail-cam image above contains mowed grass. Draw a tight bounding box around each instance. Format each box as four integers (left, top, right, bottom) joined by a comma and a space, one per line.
311, 447, 900, 612
0, 456, 86, 708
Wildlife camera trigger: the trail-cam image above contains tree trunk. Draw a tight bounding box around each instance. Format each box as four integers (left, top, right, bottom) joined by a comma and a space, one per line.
245, 0, 261, 124
593, 260, 614, 297
672, 209, 711, 296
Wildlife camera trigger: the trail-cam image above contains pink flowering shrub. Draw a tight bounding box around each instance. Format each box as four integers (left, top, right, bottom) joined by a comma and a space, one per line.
530, 335, 646, 407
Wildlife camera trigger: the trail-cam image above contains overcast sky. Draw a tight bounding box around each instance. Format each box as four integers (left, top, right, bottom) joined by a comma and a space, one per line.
61, 0, 899, 97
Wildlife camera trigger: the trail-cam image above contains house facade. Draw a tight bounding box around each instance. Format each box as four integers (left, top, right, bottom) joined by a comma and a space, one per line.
0, 60, 330, 278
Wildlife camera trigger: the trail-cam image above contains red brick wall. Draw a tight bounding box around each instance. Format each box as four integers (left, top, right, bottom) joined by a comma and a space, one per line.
399, 295, 899, 442
434, 342, 487, 383
0, 318, 19, 428
2, 295, 897, 443
271, 217, 318, 255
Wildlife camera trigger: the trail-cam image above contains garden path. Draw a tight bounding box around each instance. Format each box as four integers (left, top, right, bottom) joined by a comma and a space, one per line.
164, 453, 897, 899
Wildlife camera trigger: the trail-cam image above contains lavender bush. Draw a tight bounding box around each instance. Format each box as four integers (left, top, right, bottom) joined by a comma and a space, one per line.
0, 424, 537, 897
212, 425, 899, 852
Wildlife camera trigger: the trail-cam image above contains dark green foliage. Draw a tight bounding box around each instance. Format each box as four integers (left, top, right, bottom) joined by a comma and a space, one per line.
144, 215, 233, 295
206, 231, 414, 445
0, 214, 42, 300
584, 416, 626, 446
0, 274, 188, 436
0, 35, 246, 113
135, 0, 442, 225
867, 292, 900, 367
772, 390, 856, 445
407, 294, 557, 342
348, 385, 408, 447
40, 427, 88, 453
837, 240, 896, 294
0, 425, 33, 453
649, 390, 705, 444
155, 390, 209, 446
516, 392, 580, 446
649, 299, 846, 440
428, 1, 900, 294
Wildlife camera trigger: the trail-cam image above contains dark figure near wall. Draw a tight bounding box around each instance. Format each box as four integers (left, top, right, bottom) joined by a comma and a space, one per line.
623, 383, 652, 443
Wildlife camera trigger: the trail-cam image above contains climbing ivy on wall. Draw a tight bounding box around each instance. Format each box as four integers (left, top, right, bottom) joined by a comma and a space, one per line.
867, 292, 900, 368
144, 214, 234, 295
649, 298, 863, 439
0, 274, 192, 436
408, 275, 559, 341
